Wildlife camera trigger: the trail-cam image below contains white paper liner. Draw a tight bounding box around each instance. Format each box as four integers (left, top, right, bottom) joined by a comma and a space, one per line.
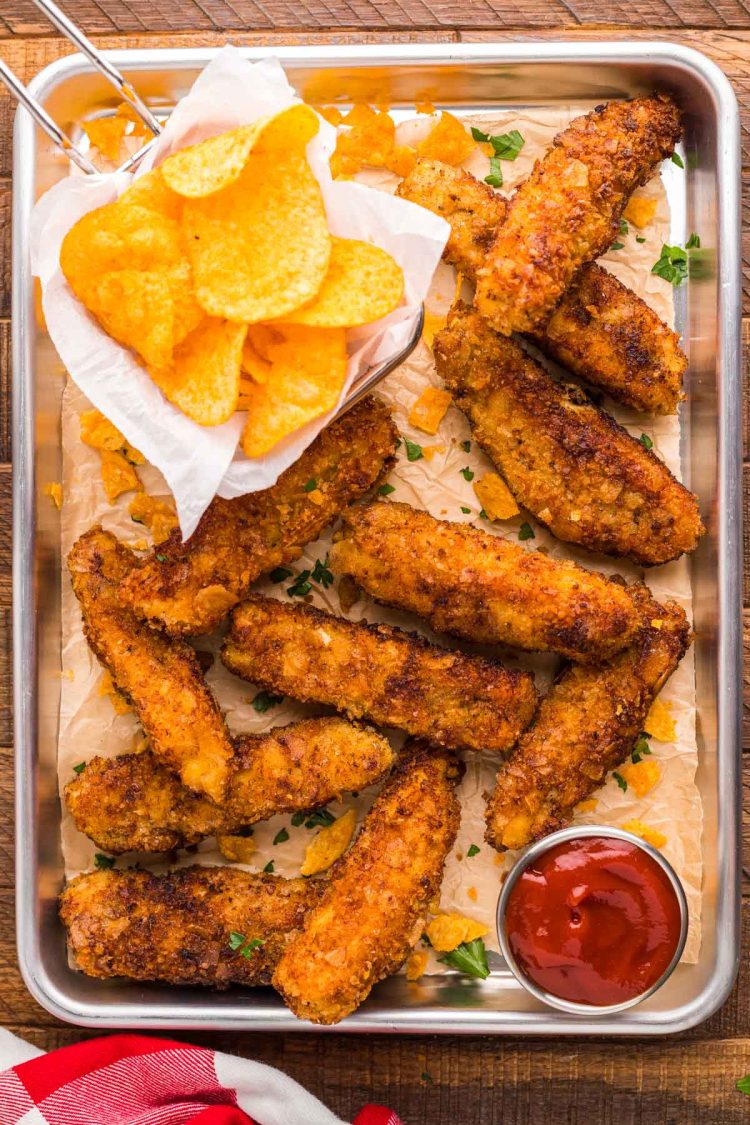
31, 46, 449, 539
55, 101, 702, 974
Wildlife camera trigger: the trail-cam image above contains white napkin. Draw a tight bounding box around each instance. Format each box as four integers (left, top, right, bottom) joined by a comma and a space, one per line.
30, 45, 449, 537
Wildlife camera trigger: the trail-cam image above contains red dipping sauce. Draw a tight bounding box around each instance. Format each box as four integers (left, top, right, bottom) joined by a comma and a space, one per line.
504, 835, 683, 1006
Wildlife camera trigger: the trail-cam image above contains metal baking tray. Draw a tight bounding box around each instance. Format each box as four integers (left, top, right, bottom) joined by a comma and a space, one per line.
13, 41, 742, 1034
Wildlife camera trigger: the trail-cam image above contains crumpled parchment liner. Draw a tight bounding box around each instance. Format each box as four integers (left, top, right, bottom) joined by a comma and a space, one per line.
57, 103, 701, 976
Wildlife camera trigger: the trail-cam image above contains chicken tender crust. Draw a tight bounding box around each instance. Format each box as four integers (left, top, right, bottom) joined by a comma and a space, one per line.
475, 95, 682, 334
273, 742, 463, 1024
65, 718, 396, 854
435, 304, 703, 566
60, 866, 321, 987
486, 588, 691, 851
68, 527, 233, 803
330, 501, 641, 663
118, 396, 399, 636
397, 160, 685, 414
222, 595, 537, 754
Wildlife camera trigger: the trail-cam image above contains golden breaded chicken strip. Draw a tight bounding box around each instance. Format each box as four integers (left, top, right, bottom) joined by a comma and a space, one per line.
434, 304, 703, 566
397, 161, 685, 414
68, 527, 233, 803
485, 588, 690, 851
329, 501, 641, 663
273, 741, 463, 1024
222, 595, 537, 754
119, 396, 399, 637
60, 866, 320, 987
475, 96, 682, 334
65, 717, 395, 854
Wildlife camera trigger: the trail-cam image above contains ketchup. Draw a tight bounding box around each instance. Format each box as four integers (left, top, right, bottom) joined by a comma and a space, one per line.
504, 835, 683, 1006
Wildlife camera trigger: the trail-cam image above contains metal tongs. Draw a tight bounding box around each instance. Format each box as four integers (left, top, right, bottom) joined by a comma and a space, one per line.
0, 0, 423, 409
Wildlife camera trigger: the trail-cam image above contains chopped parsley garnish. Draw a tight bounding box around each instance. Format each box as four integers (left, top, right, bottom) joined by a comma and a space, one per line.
460, 506, 471, 514
155, 554, 167, 563
631, 733, 653, 764
263, 860, 275, 873
404, 438, 424, 462
518, 522, 535, 541
485, 155, 503, 188
460, 466, 474, 481
636, 235, 646, 244
229, 932, 264, 958
378, 483, 395, 496
269, 566, 293, 583
273, 828, 290, 845
461, 440, 471, 452
291, 812, 306, 828
651, 242, 688, 287
303, 478, 317, 492
287, 570, 312, 597
73, 761, 86, 775
438, 937, 490, 979
311, 557, 333, 589
736, 1075, 750, 1096
671, 152, 685, 168
305, 808, 336, 829
613, 771, 628, 792
639, 432, 654, 451
686, 231, 701, 249
471, 127, 524, 188
252, 691, 283, 713
94, 853, 115, 870
619, 218, 628, 235
479, 508, 488, 520
467, 844, 480, 857
610, 241, 624, 251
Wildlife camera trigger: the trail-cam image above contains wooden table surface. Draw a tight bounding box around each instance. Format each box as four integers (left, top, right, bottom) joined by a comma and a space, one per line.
1, 4, 750, 1123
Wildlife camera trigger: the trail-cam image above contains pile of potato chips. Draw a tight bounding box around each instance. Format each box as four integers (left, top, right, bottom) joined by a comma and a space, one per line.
60, 104, 405, 457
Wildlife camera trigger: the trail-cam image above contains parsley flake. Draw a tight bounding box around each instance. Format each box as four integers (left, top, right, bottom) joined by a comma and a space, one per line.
287, 570, 312, 597
636, 235, 646, 244
736, 1075, 750, 1096
438, 937, 490, 979
229, 931, 264, 958
472, 126, 524, 160
631, 733, 653, 764
686, 231, 701, 249
461, 440, 471, 452
240, 938, 264, 959
303, 478, 317, 492
155, 554, 167, 563
479, 508, 489, 520
94, 853, 115, 870
619, 218, 629, 235
378, 483, 395, 496
518, 522, 535, 541
404, 438, 424, 462
639, 433, 654, 451
73, 761, 86, 775
273, 828, 290, 845
263, 860, 275, 873
485, 155, 503, 188
467, 844, 480, 857
651, 243, 688, 287
269, 566, 293, 583
613, 771, 628, 792
252, 691, 283, 714
291, 812, 306, 828
311, 557, 334, 589
610, 241, 624, 251
305, 808, 336, 829
671, 152, 685, 168
460, 466, 474, 481
228, 931, 246, 950
460, 506, 471, 514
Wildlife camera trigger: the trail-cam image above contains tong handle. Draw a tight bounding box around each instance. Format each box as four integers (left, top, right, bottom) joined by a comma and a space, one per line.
0, 58, 97, 174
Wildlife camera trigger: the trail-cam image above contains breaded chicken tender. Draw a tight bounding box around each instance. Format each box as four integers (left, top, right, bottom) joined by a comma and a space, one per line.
222, 595, 537, 754
65, 718, 395, 854
397, 160, 685, 414
435, 304, 703, 566
329, 501, 641, 663
475, 96, 682, 334
485, 588, 690, 851
68, 527, 233, 803
60, 866, 320, 987
273, 741, 463, 1024
118, 396, 399, 637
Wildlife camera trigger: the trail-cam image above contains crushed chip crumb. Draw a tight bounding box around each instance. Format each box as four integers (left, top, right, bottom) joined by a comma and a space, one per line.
644, 698, 676, 743
408, 386, 452, 435
620, 758, 661, 798
421, 311, 447, 351
44, 481, 62, 509
415, 100, 436, 115
100, 449, 141, 503
300, 807, 357, 876
129, 493, 179, 545
466, 886, 478, 903
217, 834, 256, 864
473, 473, 520, 521
622, 819, 667, 849
576, 798, 599, 813
405, 949, 429, 981
315, 105, 343, 126
425, 912, 489, 952
421, 445, 445, 462
416, 112, 476, 166
82, 116, 129, 162
81, 409, 143, 464
623, 195, 657, 229
307, 488, 325, 506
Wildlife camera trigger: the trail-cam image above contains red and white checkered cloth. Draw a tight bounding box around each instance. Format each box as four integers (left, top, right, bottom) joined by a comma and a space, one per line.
0, 1032, 403, 1125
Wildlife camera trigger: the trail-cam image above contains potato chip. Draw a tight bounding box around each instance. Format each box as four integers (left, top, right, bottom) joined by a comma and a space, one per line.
623, 195, 657, 229
240, 324, 347, 457
277, 237, 403, 328
408, 386, 451, 435
644, 698, 676, 743
89, 269, 175, 368
161, 105, 319, 199
416, 111, 475, 165
116, 99, 149, 137
241, 328, 279, 384
151, 318, 247, 426
83, 116, 129, 162
183, 149, 331, 323
473, 472, 520, 520
300, 808, 357, 876
100, 449, 141, 502
118, 168, 183, 222
166, 261, 205, 347
80, 408, 144, 464
129, 492, 179, 544
425, 913, 488, 952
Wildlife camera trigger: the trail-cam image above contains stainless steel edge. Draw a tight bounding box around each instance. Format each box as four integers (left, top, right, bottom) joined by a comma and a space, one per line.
12, 40, 743, 1034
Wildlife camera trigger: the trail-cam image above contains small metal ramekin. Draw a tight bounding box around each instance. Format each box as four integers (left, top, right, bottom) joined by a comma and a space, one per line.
496, 824, 689, 1016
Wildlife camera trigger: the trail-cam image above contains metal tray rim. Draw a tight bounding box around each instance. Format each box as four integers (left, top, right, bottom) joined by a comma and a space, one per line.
12, 38, 743, 1035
